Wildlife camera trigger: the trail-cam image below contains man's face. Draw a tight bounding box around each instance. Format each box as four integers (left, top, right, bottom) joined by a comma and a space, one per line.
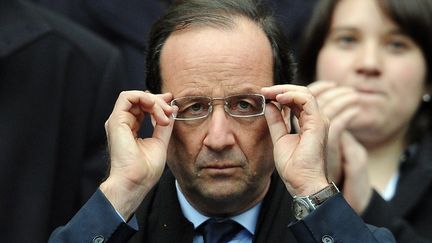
160, 18, 275, 216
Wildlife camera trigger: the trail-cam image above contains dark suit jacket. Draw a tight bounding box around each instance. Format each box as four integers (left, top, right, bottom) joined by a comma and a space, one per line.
31, 0, 171, 138
49, 169, 395, 242
362, 134, 432, 242
31, 0, 170, 89
0, 0, 125, 242
130, 170, 393, 243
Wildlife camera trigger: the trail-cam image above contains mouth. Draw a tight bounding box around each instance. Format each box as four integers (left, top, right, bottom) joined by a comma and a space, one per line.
355, 86, 382, 94
199, 164, 243, 175
202, 164, 241, 170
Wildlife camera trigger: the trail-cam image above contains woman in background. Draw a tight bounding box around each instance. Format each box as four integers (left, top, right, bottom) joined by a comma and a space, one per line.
297, 0, 432, 242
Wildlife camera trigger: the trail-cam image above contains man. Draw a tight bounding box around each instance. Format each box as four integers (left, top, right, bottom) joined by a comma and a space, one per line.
49, 0, 395, 242
0, 0, 125, 242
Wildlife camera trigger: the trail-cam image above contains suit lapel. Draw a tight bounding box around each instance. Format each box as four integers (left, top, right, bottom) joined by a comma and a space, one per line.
253, 173, 297, 243
131, 169, 195, 243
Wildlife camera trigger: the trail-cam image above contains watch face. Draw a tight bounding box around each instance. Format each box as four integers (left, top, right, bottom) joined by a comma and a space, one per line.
293, 200, 310, 219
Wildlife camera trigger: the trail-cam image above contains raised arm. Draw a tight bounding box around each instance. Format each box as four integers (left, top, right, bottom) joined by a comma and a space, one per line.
49, 91, 176, 242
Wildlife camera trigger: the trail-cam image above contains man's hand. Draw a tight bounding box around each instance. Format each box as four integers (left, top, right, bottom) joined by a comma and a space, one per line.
100, 91, 175, 220
261, 85, 329, 196
308, 81, 372, 214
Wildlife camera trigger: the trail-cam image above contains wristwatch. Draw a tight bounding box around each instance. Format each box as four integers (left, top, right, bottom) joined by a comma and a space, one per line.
292, 182, 339, 220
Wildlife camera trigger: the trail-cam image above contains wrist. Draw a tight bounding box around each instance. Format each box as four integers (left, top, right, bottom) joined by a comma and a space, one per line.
292, 182, 340, 220
99, 177, 150, 220
286, 177, 330, 197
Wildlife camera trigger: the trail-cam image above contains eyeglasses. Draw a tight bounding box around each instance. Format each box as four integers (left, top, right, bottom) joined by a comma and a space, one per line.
170, 94, 267, 121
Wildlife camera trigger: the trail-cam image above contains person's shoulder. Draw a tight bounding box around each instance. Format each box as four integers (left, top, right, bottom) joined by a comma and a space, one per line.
4, 0, 120, 64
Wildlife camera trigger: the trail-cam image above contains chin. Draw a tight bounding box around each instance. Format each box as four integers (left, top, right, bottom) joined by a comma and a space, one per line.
198, 180, 247, 201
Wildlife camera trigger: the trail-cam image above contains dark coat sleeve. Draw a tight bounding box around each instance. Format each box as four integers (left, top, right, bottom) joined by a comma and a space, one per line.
48, 190, 137, 243
289, 194, 395, 243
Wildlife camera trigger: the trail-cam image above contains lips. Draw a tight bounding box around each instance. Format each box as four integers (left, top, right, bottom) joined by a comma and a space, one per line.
198, 162, 243, 174
354, 86, 382, 94
201, 164, 242, 170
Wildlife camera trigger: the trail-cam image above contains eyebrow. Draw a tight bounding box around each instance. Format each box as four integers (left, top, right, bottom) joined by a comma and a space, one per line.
330, 26, 406, 36
177, 84, 264, 98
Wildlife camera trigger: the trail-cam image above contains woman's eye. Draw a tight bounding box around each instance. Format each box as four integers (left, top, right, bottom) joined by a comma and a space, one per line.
335, 35, 357, 48
386, 40, 409, 53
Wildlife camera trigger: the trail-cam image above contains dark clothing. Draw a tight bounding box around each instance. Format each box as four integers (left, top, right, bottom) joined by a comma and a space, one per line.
267, 0, 318, 53
362, 134, 432, 242
49, 169, 395, 242
0, 0, 125, 242
31, 0, 170, 138
31, 0, 170, 90
128, 170, 393, 243
31, 0, 318, 84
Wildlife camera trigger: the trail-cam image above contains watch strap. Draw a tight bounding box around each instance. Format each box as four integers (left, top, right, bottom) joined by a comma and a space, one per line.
309, 182, 340, 206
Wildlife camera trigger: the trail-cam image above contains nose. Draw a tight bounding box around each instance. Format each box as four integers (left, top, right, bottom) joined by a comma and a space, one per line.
203, 105, 236, 151
355, 41, 382, 77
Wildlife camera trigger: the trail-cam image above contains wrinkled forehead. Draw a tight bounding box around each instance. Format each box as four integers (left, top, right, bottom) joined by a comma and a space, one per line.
159, 17, 274, 96
172, 81, 269, 98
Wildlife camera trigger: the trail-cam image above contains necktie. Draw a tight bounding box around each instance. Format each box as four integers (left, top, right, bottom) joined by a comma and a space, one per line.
198, 218, 243, 243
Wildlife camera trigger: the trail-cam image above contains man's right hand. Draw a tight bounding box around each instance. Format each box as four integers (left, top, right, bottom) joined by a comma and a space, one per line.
100, 91, 175, 220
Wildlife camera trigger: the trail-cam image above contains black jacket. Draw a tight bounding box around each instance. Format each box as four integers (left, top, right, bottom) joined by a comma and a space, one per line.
125, 169, 393, 243
362, 134, 432, 242
0, 1, 125, 242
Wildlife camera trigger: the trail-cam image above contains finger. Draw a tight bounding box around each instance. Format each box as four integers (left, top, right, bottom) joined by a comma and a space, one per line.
152, 106, 177, 147
275, 91, 320, 117
140, 93, 174, 126
341, 132, 367, 173
281, 105, 292, 132
106, 111, 140, 146
264, 103, 289, 145
154, 92, 175, 113
321, 93, 359, 121
156, 92, 174, 102
148, 102, 172, 126
307, 80, 337, 96
113, 91, 173, 117
261, 84, 310, 100
328, 107, 360, 141
317, 87, 358, 110
113, 91, 156, 112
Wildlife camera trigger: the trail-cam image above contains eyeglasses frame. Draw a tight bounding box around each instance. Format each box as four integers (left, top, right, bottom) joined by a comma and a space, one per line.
170, 93, 267, 121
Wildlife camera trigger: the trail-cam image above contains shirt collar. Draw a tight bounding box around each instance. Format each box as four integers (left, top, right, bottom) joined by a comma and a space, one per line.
175, 180, 261, 235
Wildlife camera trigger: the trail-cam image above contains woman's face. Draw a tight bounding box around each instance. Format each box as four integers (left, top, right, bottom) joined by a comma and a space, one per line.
316, 0, 427, 144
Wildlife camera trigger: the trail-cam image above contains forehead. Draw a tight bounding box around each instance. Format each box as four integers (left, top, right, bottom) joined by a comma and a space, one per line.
160, 17, 274, 97
332, 0, 397, 31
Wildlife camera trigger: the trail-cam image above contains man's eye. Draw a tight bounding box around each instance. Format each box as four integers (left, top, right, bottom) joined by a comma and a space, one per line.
181, 101, 209, 116
189, 103, 205, 112
238, 101, 252, 110
229, 99, 260, 114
